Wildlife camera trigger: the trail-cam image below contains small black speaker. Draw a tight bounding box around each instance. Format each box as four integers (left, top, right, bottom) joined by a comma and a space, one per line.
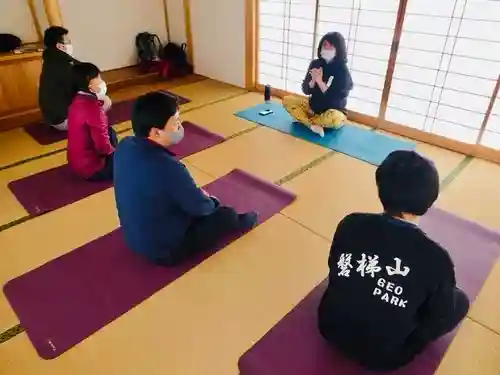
264, 85, 271, 102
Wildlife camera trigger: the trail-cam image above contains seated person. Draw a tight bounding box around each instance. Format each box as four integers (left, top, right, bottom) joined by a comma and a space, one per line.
318, 150, 469, 371
283, 32, 353, 138
67, 63, 116, 181
38, 26, 79, 131
114, 92, 258, 266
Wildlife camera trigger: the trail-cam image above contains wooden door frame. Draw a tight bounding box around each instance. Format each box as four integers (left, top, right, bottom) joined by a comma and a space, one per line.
378, 0, 408, 120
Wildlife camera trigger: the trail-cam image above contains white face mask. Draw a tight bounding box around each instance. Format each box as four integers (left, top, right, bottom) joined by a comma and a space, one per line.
64, 44, 74, 56
169, 124, 185, 145
321, 48, 336, 62
96, 81, 107, 98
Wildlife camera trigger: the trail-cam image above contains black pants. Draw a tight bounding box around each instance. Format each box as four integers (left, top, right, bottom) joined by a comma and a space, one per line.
88, 127, 118, 182
319, 287, 469, 372
156, 206, 243, 266
406, 287, 469, 354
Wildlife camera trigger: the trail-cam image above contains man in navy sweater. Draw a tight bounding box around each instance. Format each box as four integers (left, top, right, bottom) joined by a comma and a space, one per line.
114, 92, 258, 266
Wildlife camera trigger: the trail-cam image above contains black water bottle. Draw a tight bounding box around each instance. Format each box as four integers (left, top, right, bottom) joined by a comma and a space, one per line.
264, 85, 271, 103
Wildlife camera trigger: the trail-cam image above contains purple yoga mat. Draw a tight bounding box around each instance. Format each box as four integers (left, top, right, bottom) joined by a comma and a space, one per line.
239, 208, 500, 375
4, 169, 296, 359
9, 121, 224, 216
24, 91, 190, 146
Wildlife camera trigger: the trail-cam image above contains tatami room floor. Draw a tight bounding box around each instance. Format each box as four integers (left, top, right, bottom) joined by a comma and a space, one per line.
0, 77, 499, 375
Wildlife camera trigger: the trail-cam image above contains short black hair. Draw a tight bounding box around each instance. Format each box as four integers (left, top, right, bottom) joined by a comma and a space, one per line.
317, 32, 348, 61
376, 150, 439, 217
43, 26, 69, 48
72, 62, 101, 93
132, 92, 179, 137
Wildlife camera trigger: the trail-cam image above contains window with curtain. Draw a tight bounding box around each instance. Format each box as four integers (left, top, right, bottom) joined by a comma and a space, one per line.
257, 0, 500, 149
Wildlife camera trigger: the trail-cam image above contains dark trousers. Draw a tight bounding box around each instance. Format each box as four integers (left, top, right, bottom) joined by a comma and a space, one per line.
88, 127, 118, 182
406, 287, 469, 353
319, 287, 469, 372
157, 206, 243, 266
374, 287, 469, 371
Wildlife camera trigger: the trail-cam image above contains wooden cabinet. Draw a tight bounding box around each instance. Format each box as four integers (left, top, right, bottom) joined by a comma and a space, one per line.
0, 51, 43, 131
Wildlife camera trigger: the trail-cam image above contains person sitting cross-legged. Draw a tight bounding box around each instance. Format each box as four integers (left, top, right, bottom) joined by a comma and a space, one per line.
318, 150, 469, 371
67, 63, 116, 181
114, 92, 258, 266
283, 31, 353, 138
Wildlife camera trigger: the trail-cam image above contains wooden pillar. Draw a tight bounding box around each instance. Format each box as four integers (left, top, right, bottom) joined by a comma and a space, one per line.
162, 0, 171, 42
378, 0, 409, 122
476, 74, 500, 144
245, 0, 258, 89
27, 0, 43, 40
43, 0, 63, 26
183, 0, 194, 64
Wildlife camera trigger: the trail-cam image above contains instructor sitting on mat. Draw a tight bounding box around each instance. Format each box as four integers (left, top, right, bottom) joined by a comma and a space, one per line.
283, 32, 353, 138
114, 92, 258, 266
318, 150, 469, 371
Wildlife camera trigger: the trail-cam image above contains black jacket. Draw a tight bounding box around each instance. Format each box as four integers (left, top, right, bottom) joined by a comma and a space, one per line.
39, 48, 79, 125
318, 213, 458, 370
302, 33, 353, 114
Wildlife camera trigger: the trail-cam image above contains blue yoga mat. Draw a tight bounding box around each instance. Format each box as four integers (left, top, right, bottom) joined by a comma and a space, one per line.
235, 102, 416, 166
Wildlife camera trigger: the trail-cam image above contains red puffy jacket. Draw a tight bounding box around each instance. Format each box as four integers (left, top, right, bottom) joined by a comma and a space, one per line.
67, 93, 115, 178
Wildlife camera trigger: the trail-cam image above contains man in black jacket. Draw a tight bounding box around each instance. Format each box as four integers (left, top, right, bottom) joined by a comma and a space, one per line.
38, 26, 79, 131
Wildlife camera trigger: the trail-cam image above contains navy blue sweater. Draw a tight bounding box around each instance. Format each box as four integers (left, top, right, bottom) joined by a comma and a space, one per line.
114, 137, 216, 260
302, 58, 353, 114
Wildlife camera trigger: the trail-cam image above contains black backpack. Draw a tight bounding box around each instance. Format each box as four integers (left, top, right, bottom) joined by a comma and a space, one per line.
0, 34, 21, 53
162, 43, 188, 66
135, 32, 162, 63
160, 42, 192, 77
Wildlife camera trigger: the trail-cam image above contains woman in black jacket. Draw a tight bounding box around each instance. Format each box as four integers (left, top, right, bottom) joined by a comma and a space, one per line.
283, 32, 353, 137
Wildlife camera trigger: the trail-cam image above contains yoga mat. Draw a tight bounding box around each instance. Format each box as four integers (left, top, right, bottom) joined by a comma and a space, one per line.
4, 169, 296, 359
8, 122, 223, 216
239, 208, 500, 375
236, 102, 416, 166
24, 91, 190, 146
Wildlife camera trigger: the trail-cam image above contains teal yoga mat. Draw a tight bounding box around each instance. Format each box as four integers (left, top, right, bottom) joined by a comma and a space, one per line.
235, 102, 416, 166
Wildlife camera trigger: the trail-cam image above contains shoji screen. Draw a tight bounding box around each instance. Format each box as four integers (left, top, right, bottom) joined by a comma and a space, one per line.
318, 0, 399, 117
481, 86, 500, 148
258, 0, 316, 94
386, 0, 500, 144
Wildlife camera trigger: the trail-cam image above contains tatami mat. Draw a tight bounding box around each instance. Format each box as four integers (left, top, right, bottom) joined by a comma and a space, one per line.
169, 79, 247, 112
435, 318, 500, 375
281, 153, 380, 240
181, 92, 263, 137
470, 261, 500, 335
377, 130, 466, 178
184, 126, 329, 182
0, 214, 329, 375
438, 158, 500, 230
0, 163, 213, 332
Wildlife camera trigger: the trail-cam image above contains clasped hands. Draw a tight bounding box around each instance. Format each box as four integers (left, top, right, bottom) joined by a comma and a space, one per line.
309, 67, 323, 84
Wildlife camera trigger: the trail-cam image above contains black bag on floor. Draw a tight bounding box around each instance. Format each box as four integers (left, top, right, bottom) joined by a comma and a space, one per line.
0, 34, 22, 53
160, 42, 192, 78
135, 32, 163, 72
